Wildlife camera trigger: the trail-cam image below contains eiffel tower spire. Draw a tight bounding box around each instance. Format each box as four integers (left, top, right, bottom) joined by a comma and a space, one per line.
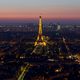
39, 16, 42, 35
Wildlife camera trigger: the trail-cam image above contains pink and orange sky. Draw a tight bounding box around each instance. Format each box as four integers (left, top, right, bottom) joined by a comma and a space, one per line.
0, 0, 80, 20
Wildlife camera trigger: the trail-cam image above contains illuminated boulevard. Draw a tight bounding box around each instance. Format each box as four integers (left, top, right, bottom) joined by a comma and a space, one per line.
0, 16, 80, 80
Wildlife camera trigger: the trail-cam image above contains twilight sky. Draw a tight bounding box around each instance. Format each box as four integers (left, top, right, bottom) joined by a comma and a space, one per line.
0, 0, 80, 20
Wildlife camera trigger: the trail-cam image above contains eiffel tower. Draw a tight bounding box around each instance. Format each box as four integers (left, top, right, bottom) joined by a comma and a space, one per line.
34, 16, 46, 46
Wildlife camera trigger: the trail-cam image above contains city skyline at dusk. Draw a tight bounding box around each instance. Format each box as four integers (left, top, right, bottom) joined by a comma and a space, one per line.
0, 0, 80, 20
0, 1, 80, 80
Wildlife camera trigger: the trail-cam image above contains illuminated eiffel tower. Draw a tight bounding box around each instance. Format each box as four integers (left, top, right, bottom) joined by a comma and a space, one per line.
34, 16, 46, 46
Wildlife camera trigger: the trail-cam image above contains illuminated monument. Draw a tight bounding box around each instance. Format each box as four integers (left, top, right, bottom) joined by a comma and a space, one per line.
34, 16, 46, 46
